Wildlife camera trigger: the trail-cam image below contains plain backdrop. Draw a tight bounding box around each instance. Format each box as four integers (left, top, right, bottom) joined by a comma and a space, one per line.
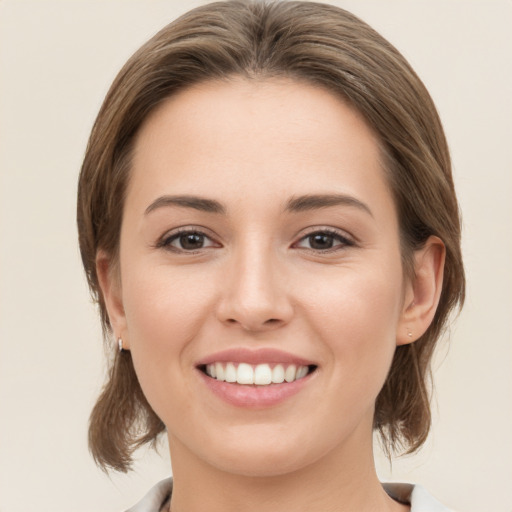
0, 1, 511, 511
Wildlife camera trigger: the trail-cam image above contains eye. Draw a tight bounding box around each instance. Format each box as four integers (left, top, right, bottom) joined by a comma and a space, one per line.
294, 229, 354, 251
158, 229, 219, 252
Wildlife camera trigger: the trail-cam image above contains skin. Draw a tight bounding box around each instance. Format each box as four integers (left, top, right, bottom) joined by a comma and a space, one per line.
98, 78, 445, 512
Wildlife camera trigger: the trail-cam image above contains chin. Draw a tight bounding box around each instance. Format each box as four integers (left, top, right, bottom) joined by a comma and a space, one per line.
192, 426, 331, 478
208, 448, 312, 478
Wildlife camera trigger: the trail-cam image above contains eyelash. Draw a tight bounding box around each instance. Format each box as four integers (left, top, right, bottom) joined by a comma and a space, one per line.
156, 226, 356, 255
155, 227, 218, 253
294, 228, 355, 252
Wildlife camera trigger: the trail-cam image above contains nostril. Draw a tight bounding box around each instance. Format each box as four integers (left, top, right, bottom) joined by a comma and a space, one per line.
220, 313, 289, 332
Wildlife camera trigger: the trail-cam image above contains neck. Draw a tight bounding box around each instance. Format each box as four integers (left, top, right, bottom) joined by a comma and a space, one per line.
167, 427, 408, 512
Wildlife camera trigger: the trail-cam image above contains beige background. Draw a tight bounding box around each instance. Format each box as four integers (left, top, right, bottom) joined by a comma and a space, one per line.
0, 1, 511, 511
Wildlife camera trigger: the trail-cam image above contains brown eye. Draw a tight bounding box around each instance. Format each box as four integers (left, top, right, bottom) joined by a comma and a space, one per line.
179, 233, 206, 250
160, 230, 218, 252
295, 229, 354, 252
308, 233, 335, 250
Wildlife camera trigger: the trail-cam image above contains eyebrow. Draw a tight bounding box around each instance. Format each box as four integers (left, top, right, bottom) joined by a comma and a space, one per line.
285, 194, 373, 217
144, 193, 372, 217
145, 195, 226, 215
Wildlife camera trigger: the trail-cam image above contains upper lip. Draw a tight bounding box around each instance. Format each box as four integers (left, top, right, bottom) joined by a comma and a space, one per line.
195, 348, 316, 367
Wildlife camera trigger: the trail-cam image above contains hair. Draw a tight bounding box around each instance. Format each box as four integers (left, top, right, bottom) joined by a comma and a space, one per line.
77, 0, 465, 472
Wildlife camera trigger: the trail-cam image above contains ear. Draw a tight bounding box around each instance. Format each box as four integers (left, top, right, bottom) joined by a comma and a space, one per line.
396, 236, 445, 346
96, 250, 130, 350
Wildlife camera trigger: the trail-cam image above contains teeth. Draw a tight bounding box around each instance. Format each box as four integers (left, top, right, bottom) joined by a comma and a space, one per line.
225, 362, 237, 383
296, 366, 308, 379
271, 364, 285, 383
206, 364, 216, 378
237, 363, 254, 384
254, 364, 272, 385
215, 362, 225, 381
204, 362, 310, 385
284, 364, 296, 383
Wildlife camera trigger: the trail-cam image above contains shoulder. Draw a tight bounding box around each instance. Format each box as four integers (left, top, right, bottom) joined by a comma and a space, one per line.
383, 482, 457, 512
124, 477, 172, 512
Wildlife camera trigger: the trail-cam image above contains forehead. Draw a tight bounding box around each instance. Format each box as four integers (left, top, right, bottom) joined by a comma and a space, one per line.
128, 78, 393, 218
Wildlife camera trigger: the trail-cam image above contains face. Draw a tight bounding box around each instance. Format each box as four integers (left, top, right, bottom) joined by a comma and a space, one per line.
106, 79, 414, 477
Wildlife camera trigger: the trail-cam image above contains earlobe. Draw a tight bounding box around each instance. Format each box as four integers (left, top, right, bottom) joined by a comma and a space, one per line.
96, 251, 130, 350
397, 236, 445, 346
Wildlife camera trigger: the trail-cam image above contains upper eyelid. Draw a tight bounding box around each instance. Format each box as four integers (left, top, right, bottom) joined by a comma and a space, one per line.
160, 225, 217, 239
294, 231, 354, 248
155, 225, 356, 248
156, 226, 220, 249
295, 226, 356, 243
162, 226, 351, 236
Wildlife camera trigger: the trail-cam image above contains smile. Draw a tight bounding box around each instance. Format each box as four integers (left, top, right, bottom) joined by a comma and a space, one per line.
203, 362, 314, 385
196, 348, 318, 407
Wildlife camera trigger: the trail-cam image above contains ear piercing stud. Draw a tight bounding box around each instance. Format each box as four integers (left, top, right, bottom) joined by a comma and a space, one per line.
118, 338, 124, 352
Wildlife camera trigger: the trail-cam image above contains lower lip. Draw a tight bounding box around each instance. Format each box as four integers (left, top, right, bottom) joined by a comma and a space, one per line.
197, 370, 313, 408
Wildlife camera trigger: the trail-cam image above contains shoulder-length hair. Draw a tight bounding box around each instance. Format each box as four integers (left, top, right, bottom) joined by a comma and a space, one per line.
77, 0, 465, 472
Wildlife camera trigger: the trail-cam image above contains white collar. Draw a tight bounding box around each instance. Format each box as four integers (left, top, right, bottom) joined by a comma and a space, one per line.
126, 478, 455, 512
383, 482, 455, 511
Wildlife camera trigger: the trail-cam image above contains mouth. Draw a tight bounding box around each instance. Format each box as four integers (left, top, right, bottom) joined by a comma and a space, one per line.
195, 348, 318, 407
198, 362, 318, 386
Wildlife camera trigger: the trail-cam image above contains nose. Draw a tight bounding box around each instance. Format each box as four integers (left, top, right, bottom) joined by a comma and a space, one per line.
215, 244, 294, 332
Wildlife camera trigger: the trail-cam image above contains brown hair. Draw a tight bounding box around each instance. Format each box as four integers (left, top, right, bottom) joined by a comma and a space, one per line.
77, 0, 465, 472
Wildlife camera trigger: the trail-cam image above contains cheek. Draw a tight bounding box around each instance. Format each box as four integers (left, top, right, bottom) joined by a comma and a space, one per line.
120, 265, 216, 390
299, 263, 403, 390
303, 260, 402, 332
124, 262, 213, 333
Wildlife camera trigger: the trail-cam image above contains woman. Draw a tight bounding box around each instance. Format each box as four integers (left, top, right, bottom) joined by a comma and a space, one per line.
77, 1, 465, 511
